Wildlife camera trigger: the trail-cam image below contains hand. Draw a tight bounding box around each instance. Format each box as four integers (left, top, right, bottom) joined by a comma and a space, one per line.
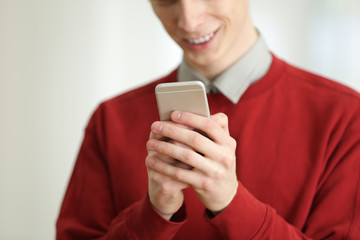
146, 111, 238, 214
145, 124, 191, 220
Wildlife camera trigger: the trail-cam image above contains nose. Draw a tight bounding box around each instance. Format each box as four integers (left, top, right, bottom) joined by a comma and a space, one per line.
177, 0, 202, 32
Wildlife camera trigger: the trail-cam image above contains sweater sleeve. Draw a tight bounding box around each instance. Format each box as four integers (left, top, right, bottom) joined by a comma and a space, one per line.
205, 182, 314, 239
56, 107, 185, 239
205, 103, 360, 240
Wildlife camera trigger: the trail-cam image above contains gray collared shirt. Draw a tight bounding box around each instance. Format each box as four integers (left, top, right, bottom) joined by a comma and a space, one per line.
177, 34, 272, 104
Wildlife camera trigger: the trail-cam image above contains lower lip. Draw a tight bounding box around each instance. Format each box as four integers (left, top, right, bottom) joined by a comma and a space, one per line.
183, 29, 219, 51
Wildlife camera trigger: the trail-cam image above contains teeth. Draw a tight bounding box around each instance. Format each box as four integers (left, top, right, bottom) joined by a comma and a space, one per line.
188, 32, 214, 44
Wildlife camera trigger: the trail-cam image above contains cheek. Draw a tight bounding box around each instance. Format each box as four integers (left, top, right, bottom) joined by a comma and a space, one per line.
162, 22, 178, 41
154, 11, 177, 36
220, 0, 247, 22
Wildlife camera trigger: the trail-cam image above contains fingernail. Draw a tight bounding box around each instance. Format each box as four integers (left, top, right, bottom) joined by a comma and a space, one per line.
147, 157, 156, 167
152, 122, 163, 133
173, 111, 181, 120
148, 140, 157, 150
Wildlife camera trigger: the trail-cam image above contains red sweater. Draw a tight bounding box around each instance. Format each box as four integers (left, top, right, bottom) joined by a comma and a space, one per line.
56, 55, 360, 239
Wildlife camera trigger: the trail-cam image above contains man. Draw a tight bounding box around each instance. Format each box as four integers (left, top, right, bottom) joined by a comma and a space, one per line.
56, 0, 360, 239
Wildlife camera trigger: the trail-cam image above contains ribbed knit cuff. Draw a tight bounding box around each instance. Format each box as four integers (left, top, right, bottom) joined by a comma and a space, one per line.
205, 182, 269, 239
131, 194, 186, 239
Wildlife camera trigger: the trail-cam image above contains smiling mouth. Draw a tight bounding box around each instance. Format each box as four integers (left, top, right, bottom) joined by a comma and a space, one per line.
186, 31, 215, 45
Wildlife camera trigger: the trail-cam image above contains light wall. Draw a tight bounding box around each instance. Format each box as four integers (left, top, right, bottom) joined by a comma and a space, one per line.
0, 1, 359, 239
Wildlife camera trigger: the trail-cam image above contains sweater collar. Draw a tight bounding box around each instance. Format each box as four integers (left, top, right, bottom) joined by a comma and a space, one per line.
177, 33, 272, 104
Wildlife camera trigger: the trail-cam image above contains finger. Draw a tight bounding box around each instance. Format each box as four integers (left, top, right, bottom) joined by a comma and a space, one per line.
147, 151, 174, 164
147, 154, 205, 189
147, 140, 193, 169
150, 120, 194, 141
147, 138, 213, 172
168, 140, 194, 169
149, 132, 163, 141
147, 163, 190, 192
211, 113, 229, 134
151, 121, 219, 158
170, 111, 228, 145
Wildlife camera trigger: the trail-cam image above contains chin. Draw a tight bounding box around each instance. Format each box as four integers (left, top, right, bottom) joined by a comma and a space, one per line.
187, 52, 218, 67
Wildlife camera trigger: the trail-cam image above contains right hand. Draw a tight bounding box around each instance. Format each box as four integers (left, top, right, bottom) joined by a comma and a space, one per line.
146, 124, 191, 220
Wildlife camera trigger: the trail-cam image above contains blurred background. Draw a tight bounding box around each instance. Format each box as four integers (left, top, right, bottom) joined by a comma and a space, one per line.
0, 0, 359, 239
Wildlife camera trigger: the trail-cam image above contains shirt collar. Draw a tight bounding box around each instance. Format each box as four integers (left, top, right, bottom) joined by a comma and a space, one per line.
177, 33, 272, 104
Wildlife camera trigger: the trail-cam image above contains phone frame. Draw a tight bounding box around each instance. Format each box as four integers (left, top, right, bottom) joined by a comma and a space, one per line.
155, 81, 210, 121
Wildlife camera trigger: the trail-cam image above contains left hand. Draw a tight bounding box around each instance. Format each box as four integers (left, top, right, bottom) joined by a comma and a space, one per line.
147, 111, 238, 214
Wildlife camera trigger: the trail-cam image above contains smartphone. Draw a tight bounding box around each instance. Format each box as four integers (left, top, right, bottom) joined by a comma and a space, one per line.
155, 81, 210, 121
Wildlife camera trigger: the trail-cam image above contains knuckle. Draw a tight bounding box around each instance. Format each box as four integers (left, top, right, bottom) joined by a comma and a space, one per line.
145, 156, 154, 167
201, 178, 213, 191
150, 171, 161, 183
213, 167, 226, 179
163, 124, 174, 137
191, 132, 203, 146
229, 137, 237, 149
220, 154, 233, 169
146, 141, 152, 152
161, 182, 172, 195
217, 112, 228, 124
174, 168, 183, 181
223, 113, 229, 122
183, 150, 193, 163
150, 158, 166, 173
